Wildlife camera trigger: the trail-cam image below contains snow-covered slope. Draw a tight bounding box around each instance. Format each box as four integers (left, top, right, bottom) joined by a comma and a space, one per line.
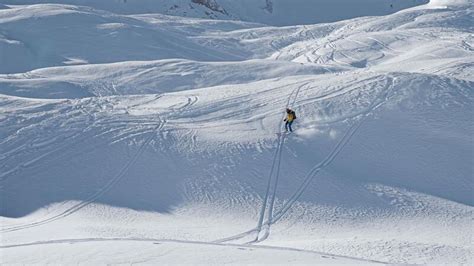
1, 0, 429, 26
1, 0, 473, 264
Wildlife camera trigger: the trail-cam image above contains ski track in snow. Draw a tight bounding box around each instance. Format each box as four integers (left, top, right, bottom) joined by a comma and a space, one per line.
252, 83, 304, 241
1, 94, 201, 233
1, 0, 473, 264
0, 119, 165, 233
269, 76, 396, 226
216, 76, 397, 244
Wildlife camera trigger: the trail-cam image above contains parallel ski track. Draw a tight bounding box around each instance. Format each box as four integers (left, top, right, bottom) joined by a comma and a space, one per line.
216, 82, 307, 244
217, 75, 395, 244
268, 117, 363, 225
0, 98, 115, 182
251, 82, 306, 242
257, 81, 304, 241
2, 95, 199, 233
1, 119, 165, 233
0, 117, 102, 182
268, 76, 395, 226
253, 132, 285, 235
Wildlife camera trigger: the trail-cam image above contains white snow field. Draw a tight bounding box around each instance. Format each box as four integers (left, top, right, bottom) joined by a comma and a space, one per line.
0, 0, 429, 26
0, 0, 473, 264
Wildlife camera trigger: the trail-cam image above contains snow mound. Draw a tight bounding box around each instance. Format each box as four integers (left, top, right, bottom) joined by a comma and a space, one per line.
0, 4, 251, 74
0, 59, 346, 99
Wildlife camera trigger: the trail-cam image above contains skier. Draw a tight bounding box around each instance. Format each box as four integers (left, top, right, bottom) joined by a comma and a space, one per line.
284, 108, 296, 132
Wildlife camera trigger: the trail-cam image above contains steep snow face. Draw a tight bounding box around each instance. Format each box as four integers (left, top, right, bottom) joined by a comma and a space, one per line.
2, 0, 429, 25
1, 0, 473, 265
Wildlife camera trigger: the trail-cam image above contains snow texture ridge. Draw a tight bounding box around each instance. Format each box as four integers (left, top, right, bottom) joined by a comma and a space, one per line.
1, 0, 429, 25
0, 0, 473, 264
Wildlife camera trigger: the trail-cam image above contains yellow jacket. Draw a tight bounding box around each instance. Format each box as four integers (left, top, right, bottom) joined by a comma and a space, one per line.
286, 112, 295, 122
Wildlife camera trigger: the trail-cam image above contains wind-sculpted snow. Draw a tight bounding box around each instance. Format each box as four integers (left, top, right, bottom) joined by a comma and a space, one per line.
0, 4, 253, 74
1, 0, 429, 26
0, 0, 473, 264
0, 59, 346, 99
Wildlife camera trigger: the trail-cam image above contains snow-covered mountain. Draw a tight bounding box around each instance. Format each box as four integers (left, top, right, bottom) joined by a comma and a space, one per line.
1, 0, 429, 25
1, 0, 473, 264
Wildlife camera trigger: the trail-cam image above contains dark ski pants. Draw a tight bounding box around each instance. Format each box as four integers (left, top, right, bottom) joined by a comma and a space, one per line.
285, 120, 293, 132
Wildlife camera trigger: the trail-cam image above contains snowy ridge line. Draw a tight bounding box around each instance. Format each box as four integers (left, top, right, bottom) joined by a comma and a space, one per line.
269, 76, 396, 225
1, 119, 165, 233
0, 237, 386, 264
174, 80, 315, 127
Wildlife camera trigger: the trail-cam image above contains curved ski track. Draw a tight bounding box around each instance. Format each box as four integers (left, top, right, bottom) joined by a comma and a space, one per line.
1, 95, 198, 233
216, 75, 396, 244
1, 119, 165, 233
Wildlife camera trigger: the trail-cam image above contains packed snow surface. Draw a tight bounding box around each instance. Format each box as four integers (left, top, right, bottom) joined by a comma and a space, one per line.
0, 0, 473, 264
